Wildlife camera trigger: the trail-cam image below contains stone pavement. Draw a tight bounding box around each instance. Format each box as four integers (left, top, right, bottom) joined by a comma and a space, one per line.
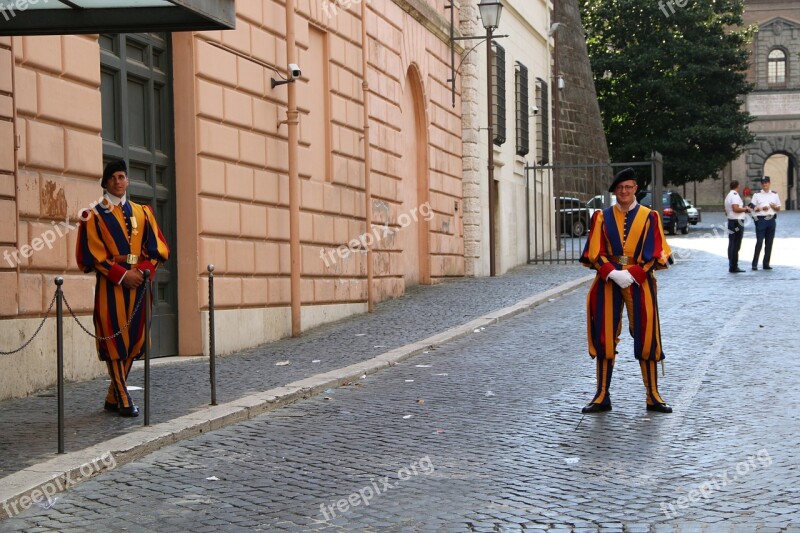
1, 211, 799, 531
0, 260, 592, 498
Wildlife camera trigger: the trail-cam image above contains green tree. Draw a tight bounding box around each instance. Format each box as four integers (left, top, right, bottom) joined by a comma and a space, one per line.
580, 0, 755, 186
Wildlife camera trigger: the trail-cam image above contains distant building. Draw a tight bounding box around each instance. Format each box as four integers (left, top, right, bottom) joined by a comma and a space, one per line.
460, 0, 555, 276
695, 0, 799, 209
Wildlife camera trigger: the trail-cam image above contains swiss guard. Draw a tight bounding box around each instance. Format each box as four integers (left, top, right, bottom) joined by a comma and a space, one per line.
579, 167, 673, 414
76, 160, 170, 417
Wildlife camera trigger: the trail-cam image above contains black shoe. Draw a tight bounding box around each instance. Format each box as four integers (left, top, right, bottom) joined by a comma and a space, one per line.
118, 405, 140, 417
646, 401, 673, 413
582, 401, 612, 414
103, 401, 118, 412
763, 265, 772, 270
729, 268, 745, 273
751, 265, 758, 271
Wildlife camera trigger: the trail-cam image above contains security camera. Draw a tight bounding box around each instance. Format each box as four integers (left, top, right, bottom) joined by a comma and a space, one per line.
271, 65, 302, 88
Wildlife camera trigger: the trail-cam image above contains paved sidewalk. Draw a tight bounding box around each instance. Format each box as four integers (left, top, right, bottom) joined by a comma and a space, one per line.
0, 262, 592, 516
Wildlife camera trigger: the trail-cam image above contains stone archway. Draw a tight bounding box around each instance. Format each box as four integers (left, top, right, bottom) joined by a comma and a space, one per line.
398, 65, 431, 287
747, 135, 800, 209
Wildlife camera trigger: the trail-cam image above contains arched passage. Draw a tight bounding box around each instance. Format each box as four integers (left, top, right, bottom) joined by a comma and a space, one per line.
747, 136, 799, 210
398, 65, 431, 286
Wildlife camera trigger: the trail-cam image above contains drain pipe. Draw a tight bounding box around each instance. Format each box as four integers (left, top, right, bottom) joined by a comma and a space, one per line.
285, 0, 301, 335
360, 0, 374, 311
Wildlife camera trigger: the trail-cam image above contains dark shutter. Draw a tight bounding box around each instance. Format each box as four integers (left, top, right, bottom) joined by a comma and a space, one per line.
492, 42, 506, 146
515, 62, 529, 157
535, 77, 549, 165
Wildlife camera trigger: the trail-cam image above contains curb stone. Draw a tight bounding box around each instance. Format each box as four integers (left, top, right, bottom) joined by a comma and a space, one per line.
0, 273, 594, 520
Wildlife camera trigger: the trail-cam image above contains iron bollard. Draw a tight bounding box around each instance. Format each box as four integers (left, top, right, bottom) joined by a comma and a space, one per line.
55, 277, 64, 454
143, 270, 151, 426
208, 264, 217, 406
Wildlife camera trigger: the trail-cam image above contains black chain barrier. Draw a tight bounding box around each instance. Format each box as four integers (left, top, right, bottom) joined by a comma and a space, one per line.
62, 289, 146, 341
0, 291, 58, 356
0, 278, 154, 453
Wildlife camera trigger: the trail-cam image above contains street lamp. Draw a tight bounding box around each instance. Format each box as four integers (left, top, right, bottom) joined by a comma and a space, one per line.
478, 0, 503, 30
479, 0, 503, 276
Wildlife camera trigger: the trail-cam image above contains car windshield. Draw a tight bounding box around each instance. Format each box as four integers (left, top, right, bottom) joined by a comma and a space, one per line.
636, 191, 669, 206
588, 194, 616, 209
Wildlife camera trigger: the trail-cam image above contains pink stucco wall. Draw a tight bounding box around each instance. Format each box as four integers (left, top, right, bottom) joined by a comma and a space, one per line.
0, 0, 464, 375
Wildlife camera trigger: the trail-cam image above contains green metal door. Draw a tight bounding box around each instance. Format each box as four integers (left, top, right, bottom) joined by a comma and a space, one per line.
100, 32, 178, 357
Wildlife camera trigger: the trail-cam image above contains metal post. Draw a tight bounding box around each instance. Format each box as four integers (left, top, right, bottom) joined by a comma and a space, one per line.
446, 0, 456, 108
486, 25, 496, 277
652, 151, 664, 214
208, 264, 217, 406
525, 168, 531, 264
143, 270, 151, 426
55, 277, 64, 454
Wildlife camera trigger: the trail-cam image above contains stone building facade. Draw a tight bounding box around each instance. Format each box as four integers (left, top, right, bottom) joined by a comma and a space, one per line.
0, 0, 464, 400
692, 0, 799, 210
460, 0, 554, 276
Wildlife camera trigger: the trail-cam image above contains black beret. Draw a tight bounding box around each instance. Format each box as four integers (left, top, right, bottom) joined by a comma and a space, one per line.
609, 167, 637, 192
760, 175, 770, 183
101, 160, 127, 188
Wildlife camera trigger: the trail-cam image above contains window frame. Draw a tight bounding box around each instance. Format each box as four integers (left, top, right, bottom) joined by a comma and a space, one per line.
767, 47, 788, 88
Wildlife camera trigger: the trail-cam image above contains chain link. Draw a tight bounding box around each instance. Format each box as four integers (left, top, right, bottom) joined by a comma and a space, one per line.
1, 283, 148, 355
0, 291, 58, 356
63, 288, 147, 341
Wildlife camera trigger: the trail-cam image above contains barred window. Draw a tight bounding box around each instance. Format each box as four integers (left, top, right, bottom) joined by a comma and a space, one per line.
515, 62, 530, 157
491, 42, 506, 146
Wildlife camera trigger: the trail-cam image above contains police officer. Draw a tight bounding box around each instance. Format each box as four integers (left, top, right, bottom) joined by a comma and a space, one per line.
751, 176, 781, 271
724, 180, 750, 273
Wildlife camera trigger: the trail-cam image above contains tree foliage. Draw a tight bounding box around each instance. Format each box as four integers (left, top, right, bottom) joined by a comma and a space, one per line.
580, 0, 755, 185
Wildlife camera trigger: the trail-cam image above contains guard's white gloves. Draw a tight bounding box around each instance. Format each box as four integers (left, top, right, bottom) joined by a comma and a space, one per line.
606, 269, 635, 289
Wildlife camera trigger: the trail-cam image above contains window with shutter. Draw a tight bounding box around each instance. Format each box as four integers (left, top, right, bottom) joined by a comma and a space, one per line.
492, 42, 506, 146
515, 62, 530, 157
535, 77, 550, 165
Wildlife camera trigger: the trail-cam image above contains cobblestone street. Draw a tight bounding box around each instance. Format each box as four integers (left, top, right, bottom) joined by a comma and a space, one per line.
2, 212, 800, 532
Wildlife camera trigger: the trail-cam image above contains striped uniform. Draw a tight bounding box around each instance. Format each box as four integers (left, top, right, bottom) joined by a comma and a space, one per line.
580, 203, 671, 362
76, 197, 169, 409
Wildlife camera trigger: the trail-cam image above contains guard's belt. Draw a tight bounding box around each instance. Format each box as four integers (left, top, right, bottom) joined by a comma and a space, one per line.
609, 255, 636, 266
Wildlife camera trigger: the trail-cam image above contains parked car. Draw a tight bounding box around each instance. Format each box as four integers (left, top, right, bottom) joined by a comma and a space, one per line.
684, 199, 701, 225
587, 193, 617, 210
556, 197, 593, 237
636, 190, 689, 235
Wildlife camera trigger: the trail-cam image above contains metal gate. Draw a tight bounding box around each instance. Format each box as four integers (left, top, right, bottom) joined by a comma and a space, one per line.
526, 155, 663, 264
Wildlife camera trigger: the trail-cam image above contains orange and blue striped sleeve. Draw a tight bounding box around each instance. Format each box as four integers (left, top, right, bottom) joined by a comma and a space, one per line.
76, 208, 128, 285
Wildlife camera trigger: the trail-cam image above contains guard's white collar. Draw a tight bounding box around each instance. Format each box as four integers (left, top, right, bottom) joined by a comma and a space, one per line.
103, 192, 127, 206
614, 199, 638, 213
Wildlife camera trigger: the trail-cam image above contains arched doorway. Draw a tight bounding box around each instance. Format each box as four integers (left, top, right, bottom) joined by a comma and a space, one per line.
763, 152, 795, 210
746, 136, 799, 210
399, 66, 431, 287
